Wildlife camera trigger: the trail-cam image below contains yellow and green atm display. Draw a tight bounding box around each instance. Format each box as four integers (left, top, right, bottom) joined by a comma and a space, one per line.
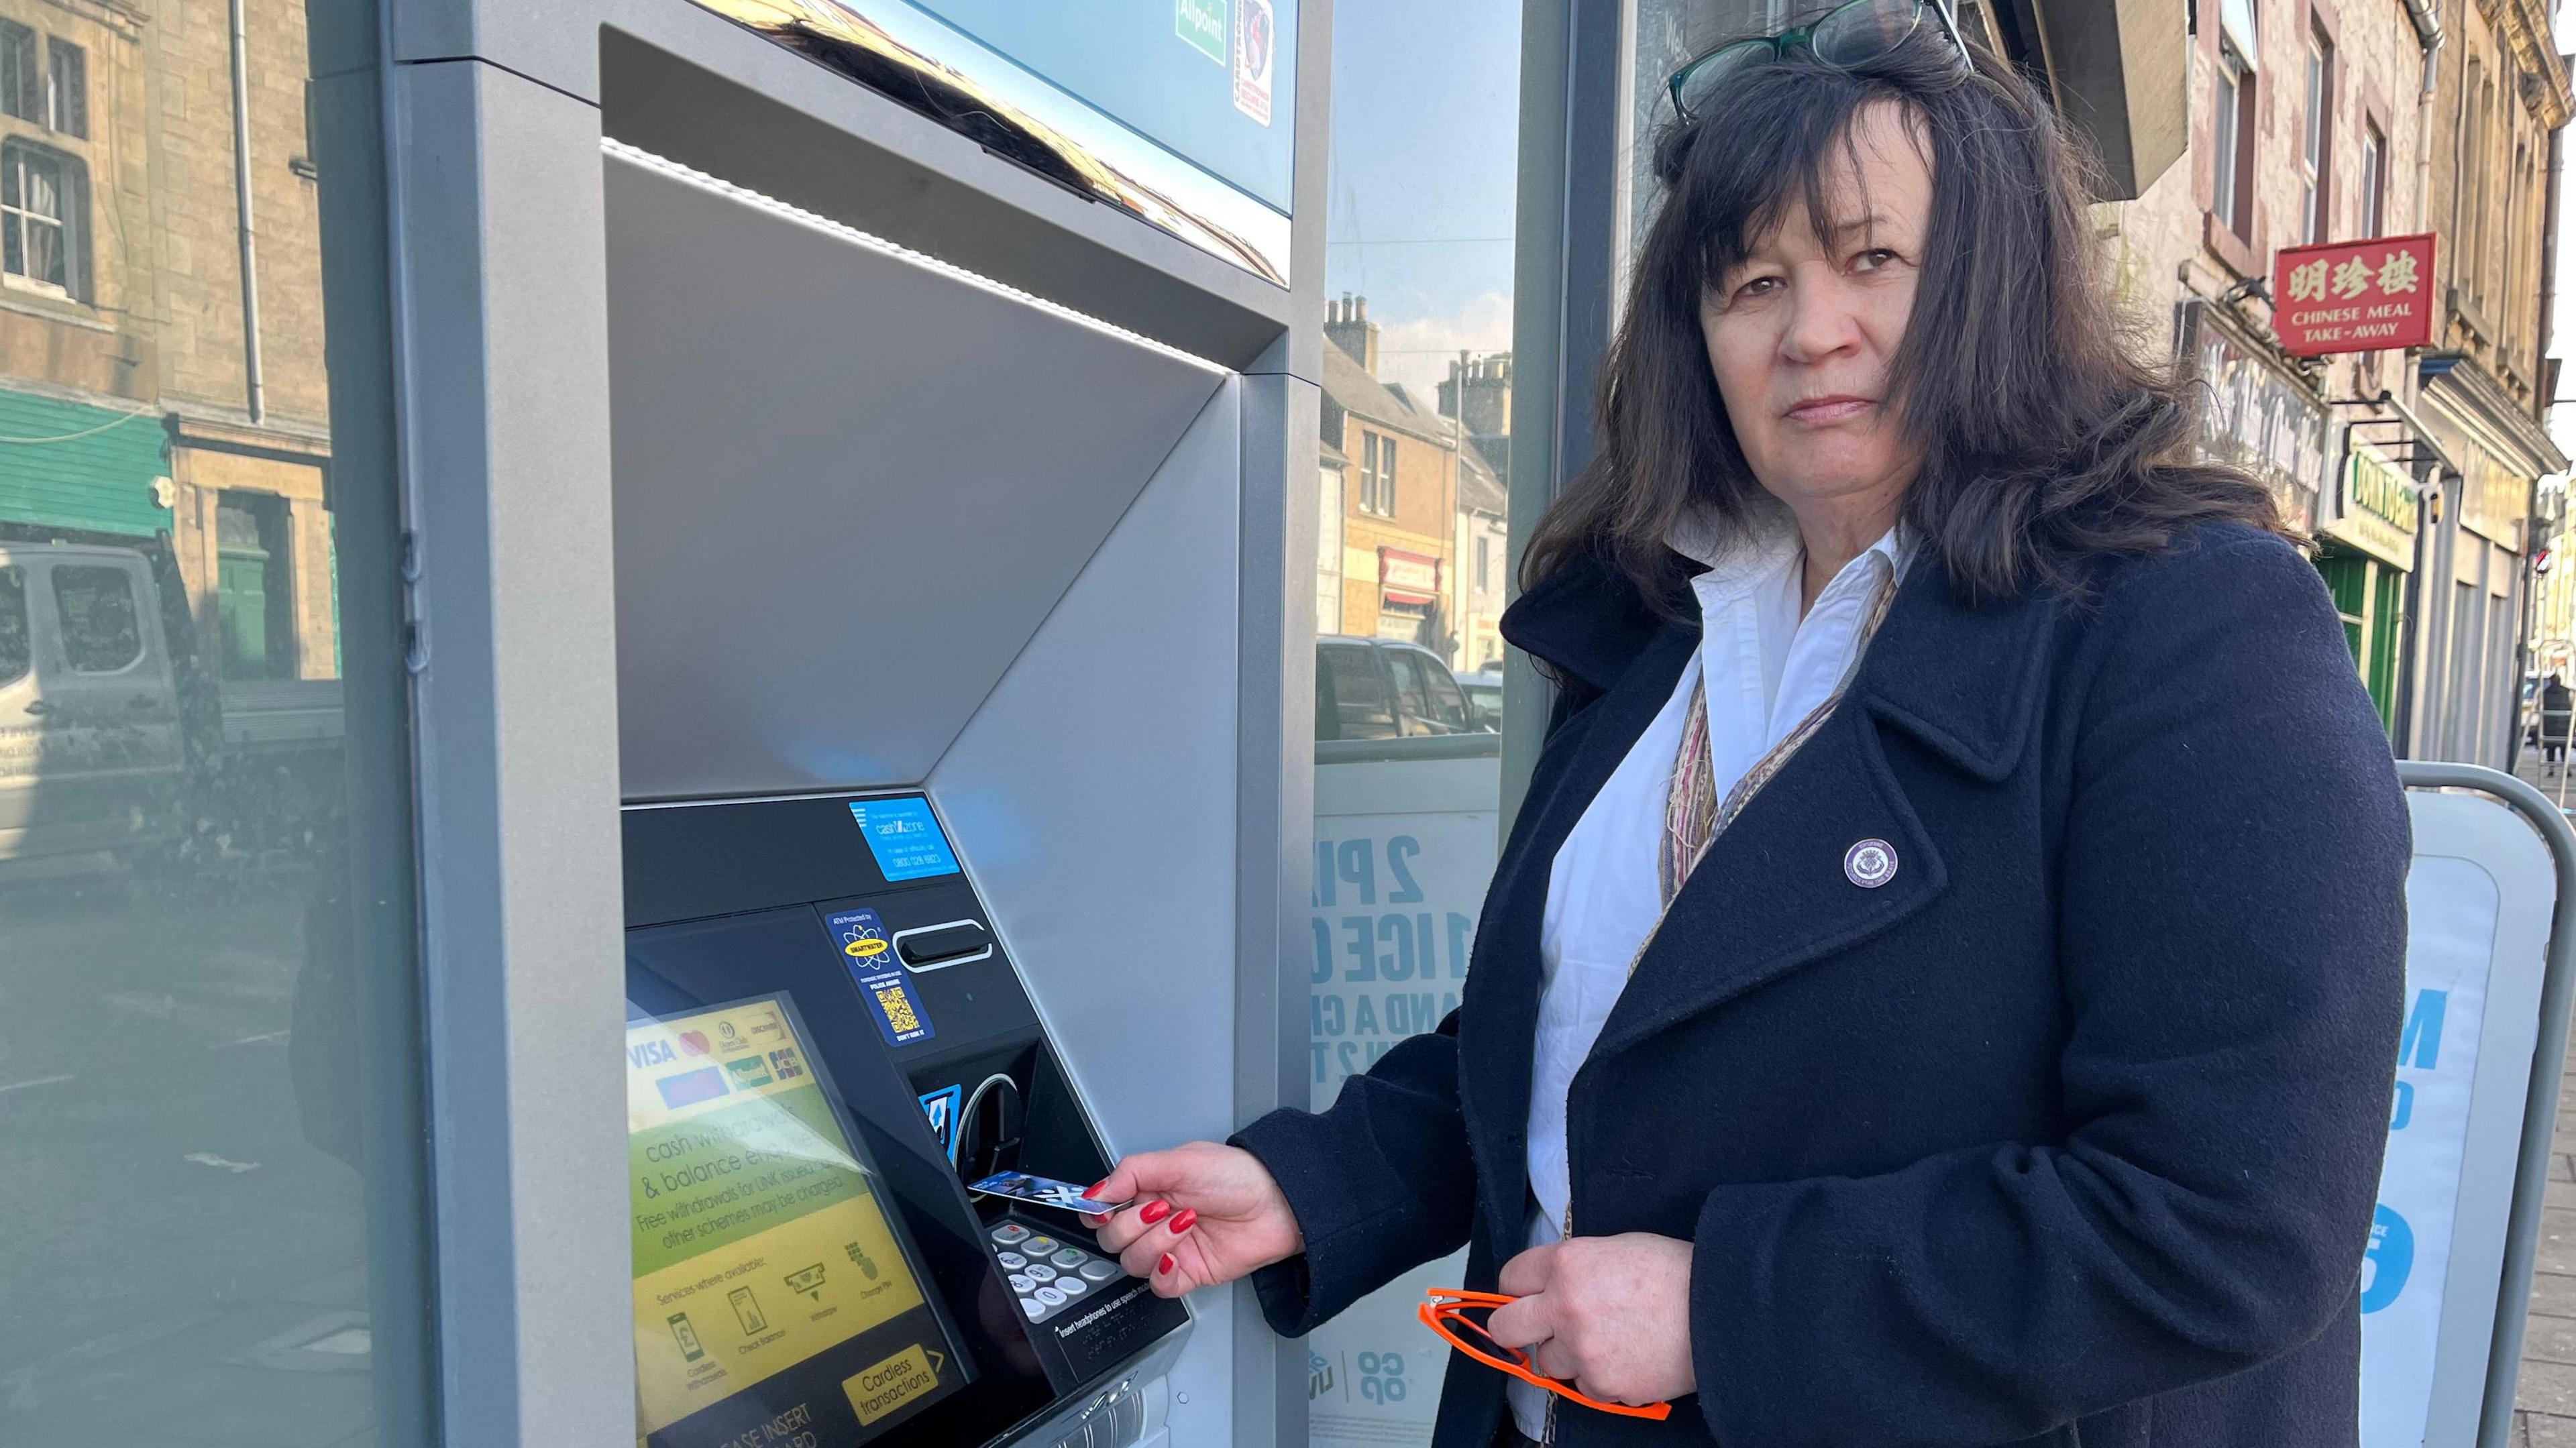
628, 997, 965, 1447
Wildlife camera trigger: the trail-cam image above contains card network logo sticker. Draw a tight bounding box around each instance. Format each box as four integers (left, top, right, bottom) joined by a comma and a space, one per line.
769, 1048, 806, 1081
918, 1084, 964, 1164
655, 1066, 729, 1110
724, 1056, 773, 1090
677, 1031, 711, 1057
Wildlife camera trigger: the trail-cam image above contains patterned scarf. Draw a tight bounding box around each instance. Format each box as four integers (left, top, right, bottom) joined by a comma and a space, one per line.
1656, 559, 1902, 906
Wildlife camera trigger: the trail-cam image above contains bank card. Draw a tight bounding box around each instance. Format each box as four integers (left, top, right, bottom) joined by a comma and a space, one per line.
967, 1170, 1128, 1215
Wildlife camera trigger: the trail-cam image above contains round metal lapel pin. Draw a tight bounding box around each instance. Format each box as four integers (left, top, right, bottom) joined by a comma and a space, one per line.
1843, 838, 1898, 889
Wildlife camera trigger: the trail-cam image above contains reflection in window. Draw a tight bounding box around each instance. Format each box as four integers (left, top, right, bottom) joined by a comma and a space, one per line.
1309, 4, 1523, 1443
2359, 121, 2385, 238
0, 565, 25, 685
46, 36, 85, 140
217, 492, 298, 679
0, 3, 417, 1441
1318, 641, 1400, 740
0, 21, 33, 123
2, 140, 81, 298
53, 564, 142, 673
2300, 27, 2331, 244
2214, 42, 2255, 240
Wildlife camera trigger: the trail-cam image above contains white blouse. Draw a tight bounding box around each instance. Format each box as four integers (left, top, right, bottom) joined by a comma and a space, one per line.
1508, 510, 1910, 1440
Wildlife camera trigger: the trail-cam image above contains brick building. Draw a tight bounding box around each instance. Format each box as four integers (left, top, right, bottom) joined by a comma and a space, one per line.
0, 0, 337, 683
1319, 294, 1506, 669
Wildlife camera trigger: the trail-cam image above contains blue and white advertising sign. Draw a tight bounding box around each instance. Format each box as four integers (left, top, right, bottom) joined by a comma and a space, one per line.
849, 797, 962, 882
2361, 786, 2561, 1447
1307, 753, 1499, 1448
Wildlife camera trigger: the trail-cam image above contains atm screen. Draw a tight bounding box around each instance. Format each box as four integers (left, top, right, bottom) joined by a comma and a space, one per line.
627, 993, 967, 1447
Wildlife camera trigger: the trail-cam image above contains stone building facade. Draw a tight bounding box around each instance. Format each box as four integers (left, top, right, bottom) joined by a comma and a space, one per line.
0, 0, 337, 683
2105, 0, 2569, 767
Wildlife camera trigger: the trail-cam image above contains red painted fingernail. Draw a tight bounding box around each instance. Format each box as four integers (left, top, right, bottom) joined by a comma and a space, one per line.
1169, 1208, 1198, 1234
1158, 1253, 1176, 1276
1138, 1200, 1171, 1225
1087, 1180, 1110, 1199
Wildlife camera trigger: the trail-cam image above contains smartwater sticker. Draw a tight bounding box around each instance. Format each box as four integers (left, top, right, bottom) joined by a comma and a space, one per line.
849, 797, 962, 883
830, 907, 938, 1046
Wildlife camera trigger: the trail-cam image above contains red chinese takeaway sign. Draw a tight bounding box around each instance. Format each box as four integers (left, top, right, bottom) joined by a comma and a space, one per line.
2271, 232, 2438, 357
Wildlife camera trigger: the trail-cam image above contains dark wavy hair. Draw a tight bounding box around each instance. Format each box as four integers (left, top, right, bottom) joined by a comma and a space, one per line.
1521, 26, 2284, 606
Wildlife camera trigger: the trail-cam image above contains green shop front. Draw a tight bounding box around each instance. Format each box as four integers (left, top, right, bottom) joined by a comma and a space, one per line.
2316, 439, 2419, 733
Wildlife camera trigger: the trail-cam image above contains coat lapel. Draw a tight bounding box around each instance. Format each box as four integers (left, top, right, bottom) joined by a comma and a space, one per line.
1458, 592, 1698, 1248
1589, 550, 2058, 1060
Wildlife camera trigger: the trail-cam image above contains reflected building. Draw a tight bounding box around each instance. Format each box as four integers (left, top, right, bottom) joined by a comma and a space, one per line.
0, 0, 335, 683
1320, 292, 1505, 669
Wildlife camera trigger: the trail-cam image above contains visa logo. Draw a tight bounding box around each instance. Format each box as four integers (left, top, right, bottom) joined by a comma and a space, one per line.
629, 1039, 677, 1069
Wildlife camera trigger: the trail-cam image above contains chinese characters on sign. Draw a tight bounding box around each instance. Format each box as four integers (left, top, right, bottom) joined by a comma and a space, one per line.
2271, 233, 2438, 356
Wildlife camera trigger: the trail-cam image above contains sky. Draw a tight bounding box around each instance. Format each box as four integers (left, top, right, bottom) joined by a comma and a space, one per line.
1319, 2, 1528, 403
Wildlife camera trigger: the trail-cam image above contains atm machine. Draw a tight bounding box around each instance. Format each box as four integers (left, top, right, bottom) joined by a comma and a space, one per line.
621, 789, 1191, 1448
378, 2, 1320, 1447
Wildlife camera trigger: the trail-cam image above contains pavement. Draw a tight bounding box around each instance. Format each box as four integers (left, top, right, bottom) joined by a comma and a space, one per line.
2514, 744, 2576, 804
2489, 746, 2576, 1443
2516, 1027, 2576, 1446
0, 865, 382, 1447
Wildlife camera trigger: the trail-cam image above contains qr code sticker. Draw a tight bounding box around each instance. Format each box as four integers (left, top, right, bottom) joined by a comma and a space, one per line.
875, 986, 921, 1035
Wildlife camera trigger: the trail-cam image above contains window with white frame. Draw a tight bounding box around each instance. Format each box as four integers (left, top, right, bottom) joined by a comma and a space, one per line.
3, 140, 83, 299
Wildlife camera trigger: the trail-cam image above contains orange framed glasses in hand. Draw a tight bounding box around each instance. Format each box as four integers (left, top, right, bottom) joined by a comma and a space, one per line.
1415, 1288, 1675, 1422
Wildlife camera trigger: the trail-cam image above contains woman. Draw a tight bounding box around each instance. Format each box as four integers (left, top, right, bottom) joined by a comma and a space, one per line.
1088, 12, 2408, 1447
2542, 673, 2570, 771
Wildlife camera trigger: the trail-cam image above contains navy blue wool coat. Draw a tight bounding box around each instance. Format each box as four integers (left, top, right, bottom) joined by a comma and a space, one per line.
1235, 522, 2410, 1448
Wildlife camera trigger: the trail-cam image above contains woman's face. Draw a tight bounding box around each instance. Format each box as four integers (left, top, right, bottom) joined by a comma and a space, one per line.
1700, 100, 1931, 520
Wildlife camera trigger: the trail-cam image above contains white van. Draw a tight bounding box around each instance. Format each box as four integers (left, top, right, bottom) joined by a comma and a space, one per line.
0, 543, 187, 862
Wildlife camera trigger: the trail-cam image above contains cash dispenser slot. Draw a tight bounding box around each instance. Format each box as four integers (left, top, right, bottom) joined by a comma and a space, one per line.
621, 791, 1189, 1448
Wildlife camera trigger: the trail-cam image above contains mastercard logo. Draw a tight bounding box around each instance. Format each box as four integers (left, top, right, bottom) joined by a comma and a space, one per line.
845, 938, 890, 958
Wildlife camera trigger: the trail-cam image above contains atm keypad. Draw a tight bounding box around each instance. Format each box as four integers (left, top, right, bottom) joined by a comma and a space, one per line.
991, 1219, 1128, 1323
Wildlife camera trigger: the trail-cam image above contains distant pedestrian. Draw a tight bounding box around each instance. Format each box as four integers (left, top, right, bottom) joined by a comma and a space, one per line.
2542, 674, 2571, 771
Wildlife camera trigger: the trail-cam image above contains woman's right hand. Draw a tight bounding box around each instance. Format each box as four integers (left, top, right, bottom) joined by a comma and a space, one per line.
1087, 1141, 1303, 1297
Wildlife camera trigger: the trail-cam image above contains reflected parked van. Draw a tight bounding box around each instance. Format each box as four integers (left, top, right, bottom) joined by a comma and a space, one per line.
0, 542, 343, 869
1316, 634, 1487, 741
0, 545, 187, 863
